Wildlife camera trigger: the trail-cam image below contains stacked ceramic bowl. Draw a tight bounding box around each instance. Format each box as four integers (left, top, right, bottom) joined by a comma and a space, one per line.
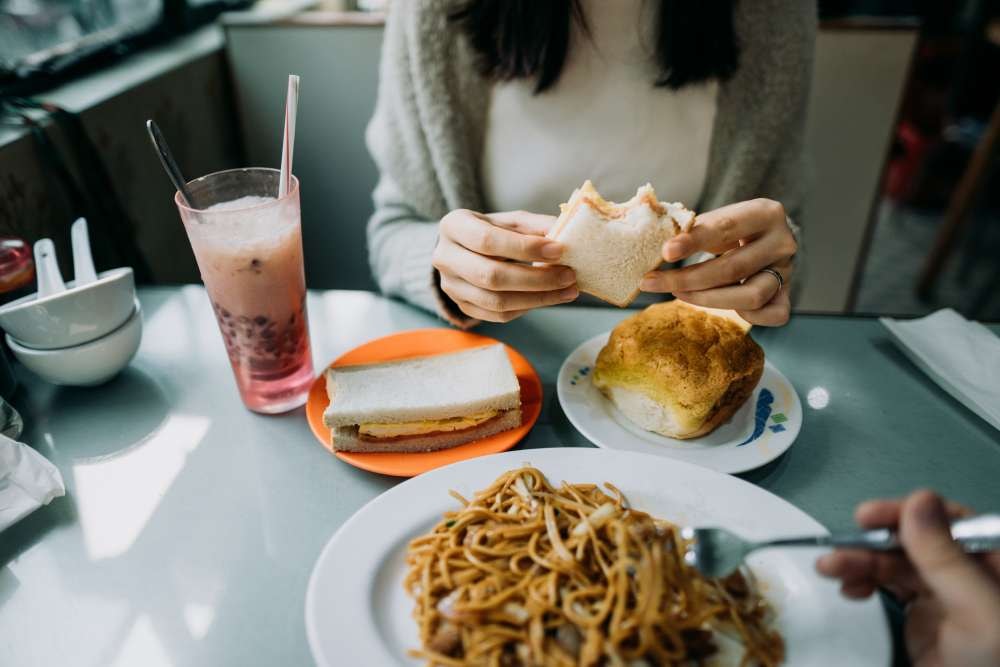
0, 220, 142, 386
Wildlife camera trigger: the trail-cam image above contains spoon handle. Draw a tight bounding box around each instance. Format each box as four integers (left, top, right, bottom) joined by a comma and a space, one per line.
33, 239, 66, 297
71, 218, 99, 285
145, 120, 197, 209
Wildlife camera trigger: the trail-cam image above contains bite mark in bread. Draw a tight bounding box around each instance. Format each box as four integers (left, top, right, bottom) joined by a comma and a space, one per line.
544, 181, 695, 307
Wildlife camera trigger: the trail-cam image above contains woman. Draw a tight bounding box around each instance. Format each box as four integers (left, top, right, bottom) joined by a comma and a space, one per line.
366, 0, 813, 326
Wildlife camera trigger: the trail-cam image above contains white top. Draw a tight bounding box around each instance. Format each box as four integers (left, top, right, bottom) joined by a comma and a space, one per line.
481, 0, 718, 215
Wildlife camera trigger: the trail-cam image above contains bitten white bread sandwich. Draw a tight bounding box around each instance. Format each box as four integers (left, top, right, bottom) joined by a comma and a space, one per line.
593, 301, 763, 439
323, 344, 522, 453
544, 180, 696, 307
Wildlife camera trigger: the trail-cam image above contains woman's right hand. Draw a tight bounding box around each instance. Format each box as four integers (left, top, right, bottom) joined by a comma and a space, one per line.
432, 209, 578, 322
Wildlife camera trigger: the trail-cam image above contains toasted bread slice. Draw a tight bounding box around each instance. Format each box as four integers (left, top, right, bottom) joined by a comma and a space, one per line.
323, 344, 520, 428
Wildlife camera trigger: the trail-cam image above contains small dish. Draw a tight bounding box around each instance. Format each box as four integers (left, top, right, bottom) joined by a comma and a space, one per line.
557, 332, 802, 474
305, 329, 542, 478
6, 298, 143, 386
0, 267, 135, 350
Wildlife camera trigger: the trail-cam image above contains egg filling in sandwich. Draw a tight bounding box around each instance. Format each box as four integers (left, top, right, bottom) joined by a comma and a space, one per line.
544, 180, 696, 307
323, 344, 521, 453
593, 301, 764, 439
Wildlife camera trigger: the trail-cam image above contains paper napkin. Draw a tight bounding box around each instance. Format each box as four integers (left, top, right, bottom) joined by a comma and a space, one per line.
0, 433, 65, 532
881, 308, 1000, 432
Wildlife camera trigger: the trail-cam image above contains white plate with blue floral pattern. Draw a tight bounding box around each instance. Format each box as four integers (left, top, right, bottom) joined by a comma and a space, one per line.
558, 333, 802, 474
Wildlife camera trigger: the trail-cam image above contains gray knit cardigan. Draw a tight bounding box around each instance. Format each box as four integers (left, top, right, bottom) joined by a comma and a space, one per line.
365, 0, 816, 324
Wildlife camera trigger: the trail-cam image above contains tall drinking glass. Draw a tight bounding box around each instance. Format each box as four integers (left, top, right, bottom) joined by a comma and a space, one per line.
175, 168, 313, 413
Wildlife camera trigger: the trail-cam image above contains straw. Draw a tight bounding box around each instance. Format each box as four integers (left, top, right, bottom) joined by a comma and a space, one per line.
278, 74, 300, 198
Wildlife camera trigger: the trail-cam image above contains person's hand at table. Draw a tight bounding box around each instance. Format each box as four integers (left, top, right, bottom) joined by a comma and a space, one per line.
816, 490, 1000, 667
432, 210, 578, 323
639, 199, 796, 326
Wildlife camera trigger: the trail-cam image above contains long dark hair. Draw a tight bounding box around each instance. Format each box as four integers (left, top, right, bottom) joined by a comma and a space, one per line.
450, 0, 739, 94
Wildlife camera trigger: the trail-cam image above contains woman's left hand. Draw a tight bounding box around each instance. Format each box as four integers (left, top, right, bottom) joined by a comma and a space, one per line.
639, 199, 797, 326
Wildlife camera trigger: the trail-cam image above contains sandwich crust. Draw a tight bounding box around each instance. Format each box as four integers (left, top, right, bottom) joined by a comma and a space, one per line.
332, 408, 522, 453
593, 301, 764, 439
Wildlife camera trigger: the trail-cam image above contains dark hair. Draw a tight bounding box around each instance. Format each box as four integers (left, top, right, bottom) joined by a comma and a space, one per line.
450, 0, 739, 94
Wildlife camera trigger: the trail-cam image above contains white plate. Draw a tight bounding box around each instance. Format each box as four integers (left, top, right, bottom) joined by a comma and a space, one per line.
558, 333, 803, 474
305, 448, 889, 667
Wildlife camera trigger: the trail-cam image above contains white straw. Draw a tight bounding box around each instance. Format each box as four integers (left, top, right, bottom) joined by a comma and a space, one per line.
278, 74, 300, 198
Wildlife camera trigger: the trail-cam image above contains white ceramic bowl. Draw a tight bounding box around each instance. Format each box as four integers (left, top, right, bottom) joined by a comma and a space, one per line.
0, 267, 135, 349
6, 298, 142, 386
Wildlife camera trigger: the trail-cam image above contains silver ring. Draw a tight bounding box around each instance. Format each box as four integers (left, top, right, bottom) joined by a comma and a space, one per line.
759, 267, 784, 293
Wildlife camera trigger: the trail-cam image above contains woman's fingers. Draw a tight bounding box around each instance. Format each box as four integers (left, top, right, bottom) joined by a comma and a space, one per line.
643, 230, 790, 293
820, 490, 1000, 622
854, 499, 905, 529
898, 490, 1000, 616
669, 284, 791, 326
662, 262, 792, 327
904, 597, 946, 665
855, 497, 972, 530
861, 494, 1000, 591
453, 300, 531, 324
816, 549, 882, 582
673, 270, 782, 311
643, 199, 797, 319
816, 549, 922, 600
434, 209, 577, 323
664, 199, 788, 261
840, 581, 877, 599
736, 288, 791, 326
487, 210, 559, 237
434, 242, 576, 292
440, 273, 578, 317
441, 209, 564, 262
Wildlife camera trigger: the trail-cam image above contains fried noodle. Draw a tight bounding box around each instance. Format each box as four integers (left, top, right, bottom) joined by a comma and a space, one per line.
404, 467, 784, 666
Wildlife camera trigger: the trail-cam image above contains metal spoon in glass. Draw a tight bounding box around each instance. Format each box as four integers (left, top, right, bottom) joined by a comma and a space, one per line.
145, 119, 197, 209
683, 513, 1000, 579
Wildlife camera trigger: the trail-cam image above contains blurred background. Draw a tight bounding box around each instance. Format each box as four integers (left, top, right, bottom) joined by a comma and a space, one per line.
0, 0, 998, 319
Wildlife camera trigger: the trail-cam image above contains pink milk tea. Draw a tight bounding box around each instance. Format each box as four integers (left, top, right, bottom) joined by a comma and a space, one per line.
176, 168, 314, 413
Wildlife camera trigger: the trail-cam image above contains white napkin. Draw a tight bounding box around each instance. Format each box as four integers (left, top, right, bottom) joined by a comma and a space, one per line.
0, 433, 65, 532
881, 308, 1000, 431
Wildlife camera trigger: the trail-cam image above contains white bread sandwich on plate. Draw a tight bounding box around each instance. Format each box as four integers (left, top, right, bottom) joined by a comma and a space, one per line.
323, 344, 522, 453
544, 180, 695, 307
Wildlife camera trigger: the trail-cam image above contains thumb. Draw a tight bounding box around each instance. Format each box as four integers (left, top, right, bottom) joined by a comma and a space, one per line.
900, 490, 1000, 615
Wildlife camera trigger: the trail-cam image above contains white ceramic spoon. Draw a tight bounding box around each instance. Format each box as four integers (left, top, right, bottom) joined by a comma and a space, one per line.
33, 239, 66, 297
70, 218, 98, 286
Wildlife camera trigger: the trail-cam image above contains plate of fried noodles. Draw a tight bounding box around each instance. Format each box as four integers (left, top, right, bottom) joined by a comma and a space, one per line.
306, 448, 889, 666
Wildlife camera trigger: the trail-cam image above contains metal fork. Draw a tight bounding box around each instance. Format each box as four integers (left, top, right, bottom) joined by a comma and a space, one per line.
682, 513, 1000, 579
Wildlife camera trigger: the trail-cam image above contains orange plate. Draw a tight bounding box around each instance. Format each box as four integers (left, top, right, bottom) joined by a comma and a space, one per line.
306, 329, 542, 477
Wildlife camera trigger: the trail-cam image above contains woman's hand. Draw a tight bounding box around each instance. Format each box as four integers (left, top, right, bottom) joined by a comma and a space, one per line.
432, 210, 578, 323
816, 491, 1000, 667
639, 199, 797, 326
